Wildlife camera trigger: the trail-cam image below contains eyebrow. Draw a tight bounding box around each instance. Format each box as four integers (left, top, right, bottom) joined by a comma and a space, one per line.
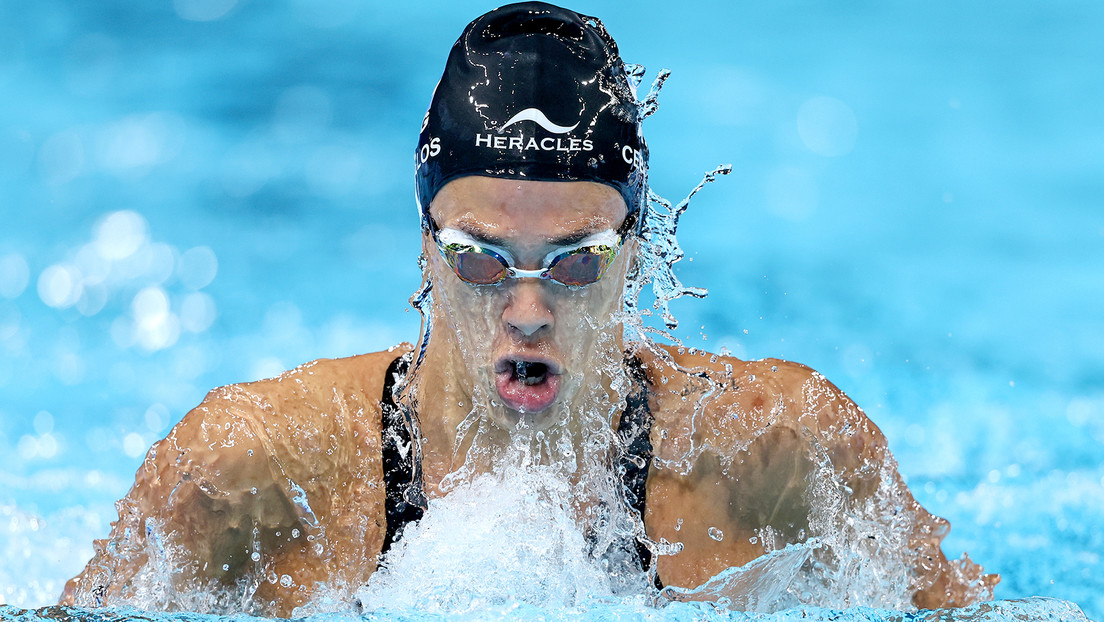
455, 223, 603, 248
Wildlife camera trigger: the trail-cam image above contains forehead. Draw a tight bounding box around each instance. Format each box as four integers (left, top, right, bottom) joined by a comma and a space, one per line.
428, 176, 628, 239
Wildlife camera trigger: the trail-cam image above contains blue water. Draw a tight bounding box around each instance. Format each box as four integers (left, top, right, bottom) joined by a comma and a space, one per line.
1, 0, 1102, 619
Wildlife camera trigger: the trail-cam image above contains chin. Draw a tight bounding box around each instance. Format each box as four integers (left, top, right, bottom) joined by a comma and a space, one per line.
487, 400, 563, 433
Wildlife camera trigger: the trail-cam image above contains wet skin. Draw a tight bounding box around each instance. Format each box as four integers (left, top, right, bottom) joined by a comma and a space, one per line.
61, 178, 997, 616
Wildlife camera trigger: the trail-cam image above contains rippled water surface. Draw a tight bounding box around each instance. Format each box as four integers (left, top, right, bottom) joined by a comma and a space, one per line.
1, 1, 1102, 620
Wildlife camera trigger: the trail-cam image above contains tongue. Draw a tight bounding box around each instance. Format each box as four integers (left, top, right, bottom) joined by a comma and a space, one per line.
496, 368, 560, 413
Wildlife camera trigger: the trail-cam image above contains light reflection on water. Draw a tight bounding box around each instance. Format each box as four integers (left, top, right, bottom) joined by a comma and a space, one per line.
1, 0, 1102, 619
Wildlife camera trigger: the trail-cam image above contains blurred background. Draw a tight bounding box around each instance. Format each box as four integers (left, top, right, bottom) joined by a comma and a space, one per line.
1, 0, 1101, 617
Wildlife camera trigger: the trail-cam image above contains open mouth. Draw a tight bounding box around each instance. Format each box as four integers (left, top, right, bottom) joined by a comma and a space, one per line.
514, 361, 549, 385
494, 357, 562, 414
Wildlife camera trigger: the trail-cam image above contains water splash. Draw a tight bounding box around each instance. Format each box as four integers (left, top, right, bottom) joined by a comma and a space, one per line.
354, 454, 653, 616
663, 540, 819, 611
639, 68, 671, 120
620, 60, 731, 338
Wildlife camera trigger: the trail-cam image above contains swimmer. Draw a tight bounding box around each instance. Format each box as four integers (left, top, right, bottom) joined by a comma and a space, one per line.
61, 2, 997, 615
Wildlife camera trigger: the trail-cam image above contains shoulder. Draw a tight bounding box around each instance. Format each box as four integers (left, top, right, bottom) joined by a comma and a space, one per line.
209, 344, 411, 407
195, 344, 413, 428
634, 343, 884, 467
161, 344, 415, 494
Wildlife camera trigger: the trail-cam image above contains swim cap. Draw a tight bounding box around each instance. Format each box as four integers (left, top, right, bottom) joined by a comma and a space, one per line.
415, 2, 648, 230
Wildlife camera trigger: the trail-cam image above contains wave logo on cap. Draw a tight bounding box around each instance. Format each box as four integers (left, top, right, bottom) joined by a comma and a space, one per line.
498, 108, 579, 134
476, 106, 594, 153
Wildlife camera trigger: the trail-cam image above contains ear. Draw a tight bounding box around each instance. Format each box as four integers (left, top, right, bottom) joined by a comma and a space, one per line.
623, 236, 643, 275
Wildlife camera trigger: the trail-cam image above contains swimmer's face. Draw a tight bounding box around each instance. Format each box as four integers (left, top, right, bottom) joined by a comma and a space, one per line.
426, 176, 633, 431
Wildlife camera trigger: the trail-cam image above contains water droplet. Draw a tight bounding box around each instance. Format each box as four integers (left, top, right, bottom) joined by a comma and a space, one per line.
674, 517, 683, 532
222, 563, 229, 571
708, 527, 724, 541
251, 551, 261, 562
279, 574, 293, 587
291, 528, 300, 538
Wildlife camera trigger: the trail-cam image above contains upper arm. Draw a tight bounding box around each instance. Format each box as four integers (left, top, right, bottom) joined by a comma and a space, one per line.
645, 350, 996, 607
62, 352, 397, 615
62, 388, 301, 608
765, 363, 999, 608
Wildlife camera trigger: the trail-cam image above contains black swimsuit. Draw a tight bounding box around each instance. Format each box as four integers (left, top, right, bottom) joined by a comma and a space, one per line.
378, 353, 657, 576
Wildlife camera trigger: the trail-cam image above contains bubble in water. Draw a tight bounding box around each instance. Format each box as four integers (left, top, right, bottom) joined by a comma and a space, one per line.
180, 292, 217, 333
37, 263, 82, 309
0, 253, 30, 299
708, 527, 724, 541
95, 113, 185, 174
279, 574, 293, 588
131, 286, 180, 351
123, 433, 146, 458
251, 551, 261, 562
178, 246, 218, 290
33, 411, 54, 435
94, 210, 148, 261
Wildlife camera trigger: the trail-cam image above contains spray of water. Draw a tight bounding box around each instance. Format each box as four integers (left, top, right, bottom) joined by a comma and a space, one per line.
354, 442, 651, 615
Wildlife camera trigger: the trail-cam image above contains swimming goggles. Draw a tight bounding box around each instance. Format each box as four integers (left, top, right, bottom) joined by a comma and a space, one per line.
431, 225, 623, 287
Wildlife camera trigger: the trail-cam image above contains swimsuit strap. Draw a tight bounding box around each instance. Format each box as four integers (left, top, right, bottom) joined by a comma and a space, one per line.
380, 351, 424, 557
617, 354, 660, 586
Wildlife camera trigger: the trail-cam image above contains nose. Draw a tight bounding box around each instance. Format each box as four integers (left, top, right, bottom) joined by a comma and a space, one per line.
502, 279, 554, 339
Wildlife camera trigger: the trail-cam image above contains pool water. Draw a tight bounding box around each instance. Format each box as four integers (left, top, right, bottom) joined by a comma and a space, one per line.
1, 1, 1101, 619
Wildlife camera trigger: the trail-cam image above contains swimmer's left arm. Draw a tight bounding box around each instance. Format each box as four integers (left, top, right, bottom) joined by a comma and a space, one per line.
644, 349, 996, 608
775, 362, 999, 608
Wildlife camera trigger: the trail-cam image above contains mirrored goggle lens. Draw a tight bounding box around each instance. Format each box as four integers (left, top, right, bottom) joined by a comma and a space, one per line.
446, 247, 509, 284
547, 246, 615, 286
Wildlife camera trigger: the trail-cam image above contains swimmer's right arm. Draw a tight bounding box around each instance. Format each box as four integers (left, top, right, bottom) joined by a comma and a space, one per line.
60, 388, 305, 612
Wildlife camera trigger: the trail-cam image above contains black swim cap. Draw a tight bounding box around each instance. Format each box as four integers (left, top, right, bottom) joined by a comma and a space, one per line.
415, 2, 648, 230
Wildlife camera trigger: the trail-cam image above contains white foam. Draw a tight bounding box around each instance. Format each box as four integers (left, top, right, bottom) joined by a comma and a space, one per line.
354, 464, 649, 616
